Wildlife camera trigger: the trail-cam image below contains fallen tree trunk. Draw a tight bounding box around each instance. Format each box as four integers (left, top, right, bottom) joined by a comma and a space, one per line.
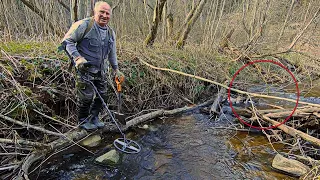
234, 106, 320, 147
261, 115, 320, 147
14, 99, 214, 180
263, 106, 320, 118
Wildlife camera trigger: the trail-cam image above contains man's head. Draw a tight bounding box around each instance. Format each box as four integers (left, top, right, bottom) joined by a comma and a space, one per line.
94, 1, 111, 27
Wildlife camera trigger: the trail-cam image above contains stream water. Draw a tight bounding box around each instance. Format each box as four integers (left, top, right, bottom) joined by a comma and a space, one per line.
32, 85, 320, 180
34, 111, 298, 180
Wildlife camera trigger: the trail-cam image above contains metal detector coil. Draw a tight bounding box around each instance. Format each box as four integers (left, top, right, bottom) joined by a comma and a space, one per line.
114, 137, 141, 154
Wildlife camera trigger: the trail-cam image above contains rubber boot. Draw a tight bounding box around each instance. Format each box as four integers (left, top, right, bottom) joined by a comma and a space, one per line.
79, 117, 97, 130
91, 115, 105, 128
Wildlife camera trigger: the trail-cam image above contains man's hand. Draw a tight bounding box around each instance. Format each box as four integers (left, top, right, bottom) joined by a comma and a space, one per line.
115, 69, 125, 80
75, 57, 88, 70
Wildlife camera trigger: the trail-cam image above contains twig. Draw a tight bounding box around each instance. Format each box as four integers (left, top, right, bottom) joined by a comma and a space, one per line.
33, 109, 76, 129
49, 124, 95, 155
112, 0, 122, 11
0, 165, 18, 171
57, 0, 70, 11
248, 94, 279, 152
0, 113, 62, 137
0, 138, 48, 147
210, 126, 259, 132
288, 7, 320, 50
27, 131, 97, 177
210, 86, 227, 114
0, 152, 28, 156
123, 98, 214, 130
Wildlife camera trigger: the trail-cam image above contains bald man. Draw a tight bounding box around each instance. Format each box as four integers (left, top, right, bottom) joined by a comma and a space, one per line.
62, 1, 124, 130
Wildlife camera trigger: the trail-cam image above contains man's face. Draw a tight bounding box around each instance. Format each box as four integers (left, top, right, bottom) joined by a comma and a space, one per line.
94, 3, 111, 27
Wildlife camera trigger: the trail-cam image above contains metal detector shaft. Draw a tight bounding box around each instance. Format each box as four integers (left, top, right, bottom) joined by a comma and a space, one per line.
81, 76, 126, 138
79, 73, 140, 154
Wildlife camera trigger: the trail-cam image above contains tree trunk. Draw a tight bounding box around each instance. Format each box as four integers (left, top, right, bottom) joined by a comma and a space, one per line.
58, 0, 70, 12
174, 2, 197, 41
176, 0, 207, 49
166, 13, 173, 37
144, 0, 167, 47
162, 1, 167, 41
70, 0, 78, 23
277, 0, 295, 45
20, 0, 62, 36
86, 0, 93, 17
78, 0, 86, 19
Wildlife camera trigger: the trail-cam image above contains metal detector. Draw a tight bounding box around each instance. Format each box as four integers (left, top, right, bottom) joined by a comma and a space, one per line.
81, 75, 141, 154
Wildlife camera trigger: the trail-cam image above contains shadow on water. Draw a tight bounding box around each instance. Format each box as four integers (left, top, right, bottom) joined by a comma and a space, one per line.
34, 113, 297, 180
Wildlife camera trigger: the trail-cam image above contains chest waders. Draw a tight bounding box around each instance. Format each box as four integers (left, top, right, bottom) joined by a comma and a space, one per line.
80, 74, 141, 154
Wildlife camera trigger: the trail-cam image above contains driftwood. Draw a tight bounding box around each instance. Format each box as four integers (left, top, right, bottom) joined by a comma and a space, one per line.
210, 87, 227, 115
234, 106, 320, 147
263, 106, 320, 119
14, 99, 214, 180
261, 115, 320, 147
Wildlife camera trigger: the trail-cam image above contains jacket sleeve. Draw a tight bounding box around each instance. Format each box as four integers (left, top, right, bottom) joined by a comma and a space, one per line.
62, 20, 87, 59
108, 30, 118, 70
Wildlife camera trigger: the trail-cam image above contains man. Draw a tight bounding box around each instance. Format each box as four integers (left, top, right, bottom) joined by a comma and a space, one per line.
62, 1, 124, 130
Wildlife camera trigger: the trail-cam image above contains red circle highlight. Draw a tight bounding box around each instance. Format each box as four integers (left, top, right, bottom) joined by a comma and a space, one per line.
228, 60, 300, 130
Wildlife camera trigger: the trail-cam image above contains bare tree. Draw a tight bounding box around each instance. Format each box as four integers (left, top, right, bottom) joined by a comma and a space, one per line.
70, 0, 78, 23
288, 7, 320, 50
176, 0, 207, 49
174, 1, 198, 40
277, 0, 295, 45
144, 0, 167, 47
166, 13, 173, 37
58, 0, 70, 11
19, 0, 62, 36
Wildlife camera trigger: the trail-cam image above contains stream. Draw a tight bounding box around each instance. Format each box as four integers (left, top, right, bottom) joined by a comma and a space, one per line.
32, 86, 320, 180
33, 111, 297, 180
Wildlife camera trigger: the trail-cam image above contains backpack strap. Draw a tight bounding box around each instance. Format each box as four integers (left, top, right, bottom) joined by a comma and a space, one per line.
107, 25, 114, 40
82, 17, 94, 39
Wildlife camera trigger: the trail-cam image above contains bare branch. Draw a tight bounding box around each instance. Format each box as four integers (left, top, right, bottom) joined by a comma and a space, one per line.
19, 0, 62, 36
0, 138, 48, 147
288, 7, 320, 50
0, 113, 63, 137
58, 0, 70, 12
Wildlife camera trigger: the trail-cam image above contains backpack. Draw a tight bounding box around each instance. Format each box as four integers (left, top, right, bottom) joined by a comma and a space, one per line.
58, 17, 113, 71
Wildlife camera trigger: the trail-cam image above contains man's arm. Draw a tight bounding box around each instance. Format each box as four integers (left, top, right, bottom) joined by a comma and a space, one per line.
62, 20, 87, 60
